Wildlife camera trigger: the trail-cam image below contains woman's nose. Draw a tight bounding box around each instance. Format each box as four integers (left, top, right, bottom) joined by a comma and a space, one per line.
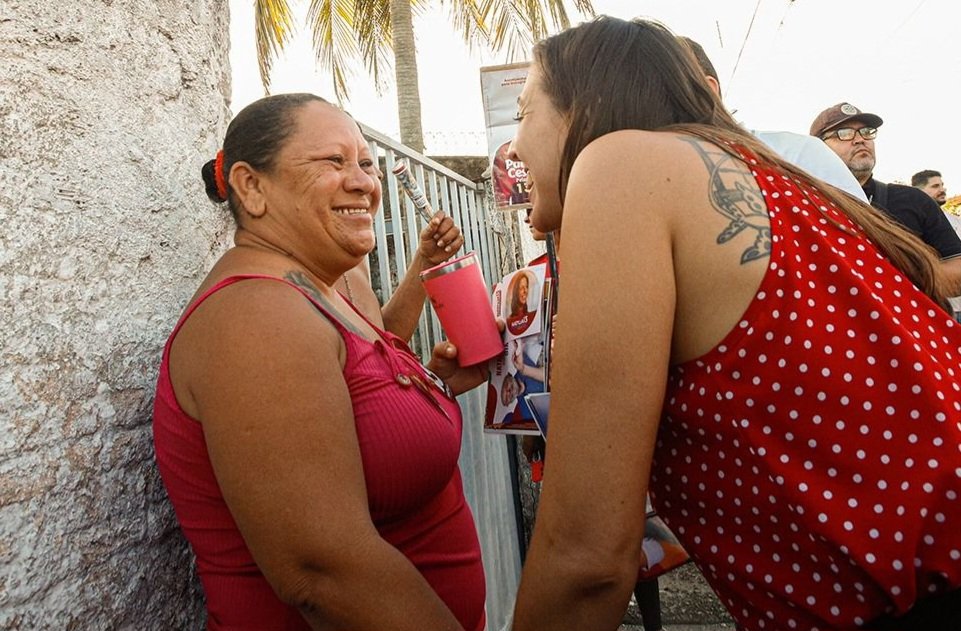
345, 163, 377, 193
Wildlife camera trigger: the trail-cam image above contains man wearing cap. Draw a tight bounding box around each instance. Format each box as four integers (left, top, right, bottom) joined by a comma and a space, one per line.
811, 102, 961, 291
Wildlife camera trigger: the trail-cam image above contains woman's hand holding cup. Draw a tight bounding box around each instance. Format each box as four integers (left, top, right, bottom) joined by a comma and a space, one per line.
428, 319, 505, 395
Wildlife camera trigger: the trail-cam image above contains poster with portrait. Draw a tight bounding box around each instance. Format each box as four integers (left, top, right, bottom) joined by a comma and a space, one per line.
500, 265, 546, 341
636, 496, 692, 580
480, 62, 531, 211
484, 262, 549, 434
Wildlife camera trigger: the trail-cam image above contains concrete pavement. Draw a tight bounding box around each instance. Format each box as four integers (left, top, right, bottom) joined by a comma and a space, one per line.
621, 562, 735, 629
621, 626, 737, 631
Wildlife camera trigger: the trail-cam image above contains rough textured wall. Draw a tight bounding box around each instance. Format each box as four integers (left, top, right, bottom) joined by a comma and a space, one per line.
430, 155, 489, 182
0, 1, 232, 628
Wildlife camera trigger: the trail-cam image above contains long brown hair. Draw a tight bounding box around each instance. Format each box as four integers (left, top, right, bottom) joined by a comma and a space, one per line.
533, 16, 948, 305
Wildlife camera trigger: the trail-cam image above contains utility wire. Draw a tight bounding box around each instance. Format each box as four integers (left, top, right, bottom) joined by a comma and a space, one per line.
776, 0, 797, 31
726, 0, 764, 95
886, 0, 928, 40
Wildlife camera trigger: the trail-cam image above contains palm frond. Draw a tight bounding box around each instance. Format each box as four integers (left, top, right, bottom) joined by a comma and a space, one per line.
409, 0, 433, 18
353, 0, 394, 94
306, 0, 361, 103
570, 0, 594, 19
440, 0, 490, 48
540, 0, 569, 32
480, 0, 594, 60
480, 0, 533, 58
255, 0, 297, 93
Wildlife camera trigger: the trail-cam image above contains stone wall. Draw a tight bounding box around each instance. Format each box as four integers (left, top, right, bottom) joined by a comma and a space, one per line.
430, 155, 490, 182
0, 1, 231, 627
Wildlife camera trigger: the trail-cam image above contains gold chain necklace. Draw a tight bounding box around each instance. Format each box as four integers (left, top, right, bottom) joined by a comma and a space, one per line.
342, 273, 354, 303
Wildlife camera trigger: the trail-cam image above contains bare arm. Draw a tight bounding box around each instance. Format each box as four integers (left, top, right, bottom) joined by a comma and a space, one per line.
173, 280, 463, 631
381, 211, 464, 340
512, 132, 678, 631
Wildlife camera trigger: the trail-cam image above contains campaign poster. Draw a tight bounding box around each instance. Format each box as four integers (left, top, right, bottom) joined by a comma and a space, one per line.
480, 62, 531, 211
484, 263, 548, 435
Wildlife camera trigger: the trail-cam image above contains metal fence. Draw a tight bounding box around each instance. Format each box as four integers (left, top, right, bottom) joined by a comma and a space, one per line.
360, 123, 523, 631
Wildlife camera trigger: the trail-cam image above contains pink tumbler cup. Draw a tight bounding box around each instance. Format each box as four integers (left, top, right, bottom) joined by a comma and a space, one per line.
421, 252, 503, 367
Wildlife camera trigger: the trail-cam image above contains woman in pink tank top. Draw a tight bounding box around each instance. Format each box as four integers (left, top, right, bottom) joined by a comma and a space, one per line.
507, 17, 961, 631
153, 94, 488, 631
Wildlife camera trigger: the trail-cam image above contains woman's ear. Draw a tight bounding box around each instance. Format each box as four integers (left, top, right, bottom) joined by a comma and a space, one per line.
228, 162, 268, 218
705, 75, 721, 98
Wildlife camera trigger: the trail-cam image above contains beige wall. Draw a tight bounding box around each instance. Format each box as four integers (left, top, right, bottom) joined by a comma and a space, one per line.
0, 1, 232, 627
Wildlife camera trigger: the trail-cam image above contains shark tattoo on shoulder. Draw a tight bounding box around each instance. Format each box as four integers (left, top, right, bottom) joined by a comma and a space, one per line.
680, 137, 771, 264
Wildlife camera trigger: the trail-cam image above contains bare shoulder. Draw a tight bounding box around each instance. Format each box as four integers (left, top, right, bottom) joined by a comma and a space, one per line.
170, 275, 345, 417
570, 130, 756, 197
196, 270, 322, 317
182, 248, 347, 345
570, 130, 768, 262
185, 275, 343, 359
575, 129, 733, 169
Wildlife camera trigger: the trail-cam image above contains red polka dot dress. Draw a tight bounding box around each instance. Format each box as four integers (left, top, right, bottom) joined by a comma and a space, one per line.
649, 143, 961, 630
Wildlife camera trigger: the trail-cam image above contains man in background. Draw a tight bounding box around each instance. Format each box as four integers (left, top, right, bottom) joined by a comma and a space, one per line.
811, 102, 961, 293
912, 169, 948, 206
679, 37, 868, 202
913, 170, 961, 319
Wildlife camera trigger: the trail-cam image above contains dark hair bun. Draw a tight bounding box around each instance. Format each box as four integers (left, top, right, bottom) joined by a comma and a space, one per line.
201, 159, 227, 203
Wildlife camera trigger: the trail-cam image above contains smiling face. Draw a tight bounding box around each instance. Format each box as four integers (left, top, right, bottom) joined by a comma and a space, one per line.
822, 122, 877, 185
509, 65, 569, 233
518, 274, 529, 305
509, 272, 533, 319
258, 101, 383, 267
501, 374, 525, 406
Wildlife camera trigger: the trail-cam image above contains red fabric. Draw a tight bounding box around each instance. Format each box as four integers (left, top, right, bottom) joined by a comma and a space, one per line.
153, 275, 485, 631
650, 144, 961, 630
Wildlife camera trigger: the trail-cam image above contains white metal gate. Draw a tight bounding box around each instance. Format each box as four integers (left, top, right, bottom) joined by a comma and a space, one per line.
361, 123, 523, 631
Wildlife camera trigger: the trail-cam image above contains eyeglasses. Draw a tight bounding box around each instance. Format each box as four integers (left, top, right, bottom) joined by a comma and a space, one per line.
822, 127, 878, 142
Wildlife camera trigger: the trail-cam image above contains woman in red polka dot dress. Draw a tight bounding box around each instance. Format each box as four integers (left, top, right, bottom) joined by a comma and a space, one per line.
508, 17, 961, 631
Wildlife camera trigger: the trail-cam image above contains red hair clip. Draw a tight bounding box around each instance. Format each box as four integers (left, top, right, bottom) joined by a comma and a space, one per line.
214, 150, 228, 201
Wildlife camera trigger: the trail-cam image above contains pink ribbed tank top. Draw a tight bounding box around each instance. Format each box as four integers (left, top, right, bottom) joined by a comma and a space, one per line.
153, 275, 485, 630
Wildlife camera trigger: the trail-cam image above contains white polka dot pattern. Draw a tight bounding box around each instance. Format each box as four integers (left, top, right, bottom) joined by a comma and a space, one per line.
650, 144, 961, 630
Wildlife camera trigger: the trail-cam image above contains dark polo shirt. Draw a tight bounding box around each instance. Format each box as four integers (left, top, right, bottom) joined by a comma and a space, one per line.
863, 178, 961, 259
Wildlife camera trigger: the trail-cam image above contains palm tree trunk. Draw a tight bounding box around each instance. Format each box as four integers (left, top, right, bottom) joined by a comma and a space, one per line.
389, 0, 425, 153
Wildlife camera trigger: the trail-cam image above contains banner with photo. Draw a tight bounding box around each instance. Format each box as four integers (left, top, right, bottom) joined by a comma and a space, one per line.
484, 262, 550, 435
480, 62, 531, 211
